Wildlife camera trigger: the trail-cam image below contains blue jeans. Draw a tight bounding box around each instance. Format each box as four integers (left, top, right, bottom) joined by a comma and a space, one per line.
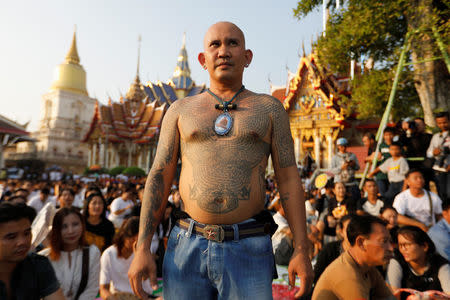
163, 220, 274, 300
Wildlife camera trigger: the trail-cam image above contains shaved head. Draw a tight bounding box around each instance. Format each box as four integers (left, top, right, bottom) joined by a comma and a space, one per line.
203, 22, 246, 49
199, 21, 252, 88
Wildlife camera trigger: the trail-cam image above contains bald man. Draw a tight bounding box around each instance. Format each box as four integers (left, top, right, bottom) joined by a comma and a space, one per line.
128, 22, 313, 300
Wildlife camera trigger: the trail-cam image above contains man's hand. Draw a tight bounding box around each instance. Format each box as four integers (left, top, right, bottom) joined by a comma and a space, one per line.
288, 248, 314, 298
128, 248, 158, 299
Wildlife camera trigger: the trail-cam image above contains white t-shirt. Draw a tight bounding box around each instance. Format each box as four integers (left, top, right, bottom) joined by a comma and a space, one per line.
27, 194, 56, 213
393, 189, 443, 227
72, 193, 84, 209
379, 157, 409, 183
39, 245, 100, 300
362, 199, 384, 216
100, 245, 153, 294
108, 197, 133, 228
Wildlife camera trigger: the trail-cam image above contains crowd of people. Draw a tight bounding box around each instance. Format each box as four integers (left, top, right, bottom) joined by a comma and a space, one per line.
0, 114, 447, 300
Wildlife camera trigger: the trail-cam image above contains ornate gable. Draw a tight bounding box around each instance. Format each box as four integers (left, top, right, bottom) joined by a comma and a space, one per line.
284, 53, 346, 127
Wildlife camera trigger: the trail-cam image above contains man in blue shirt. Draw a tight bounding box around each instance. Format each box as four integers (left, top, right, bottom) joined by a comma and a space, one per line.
428, 201, 450, 261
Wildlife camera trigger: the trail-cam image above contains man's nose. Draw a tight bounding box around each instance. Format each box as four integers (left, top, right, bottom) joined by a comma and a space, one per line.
17, 234, 30, 247
218, 45, 231, 58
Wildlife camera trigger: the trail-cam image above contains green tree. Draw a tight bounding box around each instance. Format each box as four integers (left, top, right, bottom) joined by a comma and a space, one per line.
109, 166, 126, 176
122, 166, 146, 177
294, 0, 449, 125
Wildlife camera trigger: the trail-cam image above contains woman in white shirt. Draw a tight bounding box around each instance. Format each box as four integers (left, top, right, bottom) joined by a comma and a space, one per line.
100, 216, 156, 299
40, 207, 100, 300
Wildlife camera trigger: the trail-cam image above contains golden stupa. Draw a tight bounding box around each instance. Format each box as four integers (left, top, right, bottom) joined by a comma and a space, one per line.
50, 29, 88, 95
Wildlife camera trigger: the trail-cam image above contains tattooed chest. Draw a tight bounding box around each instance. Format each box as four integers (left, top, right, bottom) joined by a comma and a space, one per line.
180, 110, 271, 143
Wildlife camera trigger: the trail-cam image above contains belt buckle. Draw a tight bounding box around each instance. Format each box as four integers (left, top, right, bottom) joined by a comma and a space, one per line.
203, 225, 225, 242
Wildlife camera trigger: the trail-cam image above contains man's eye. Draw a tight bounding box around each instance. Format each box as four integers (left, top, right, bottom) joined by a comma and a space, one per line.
6, 234, 17, 240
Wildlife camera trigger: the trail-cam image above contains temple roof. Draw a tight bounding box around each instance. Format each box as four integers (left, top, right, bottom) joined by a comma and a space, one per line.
168, 33, 194, 90
143, 33, 206, 104
0, 114, 34, 142
282, 52, 347, 122
83, 33, 207, 145
82, 99, 166, 144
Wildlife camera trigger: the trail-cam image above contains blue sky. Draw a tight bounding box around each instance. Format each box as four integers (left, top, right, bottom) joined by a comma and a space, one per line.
0, 0, 322, 130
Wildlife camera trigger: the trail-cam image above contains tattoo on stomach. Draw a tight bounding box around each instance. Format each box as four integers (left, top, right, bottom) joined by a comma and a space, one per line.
188, 160, 258, 214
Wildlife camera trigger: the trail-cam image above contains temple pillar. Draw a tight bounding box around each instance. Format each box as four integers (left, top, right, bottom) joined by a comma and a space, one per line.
87, 145, 92, 166
99, 143, 105, 167
137, 146, 142, 169
327, 132, 333, 169
314, 130, 321, 168
127, 142, 132, 167
104, 144, 109, 168
92, 143, 97, 165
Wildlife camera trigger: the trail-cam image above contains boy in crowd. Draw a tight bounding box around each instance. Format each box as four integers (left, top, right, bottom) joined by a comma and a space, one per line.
368, 142, 409, 206
361, 179, 384, 216
374, 127, 395, 197
393, 169, 442, 232
0, 202, 64, 299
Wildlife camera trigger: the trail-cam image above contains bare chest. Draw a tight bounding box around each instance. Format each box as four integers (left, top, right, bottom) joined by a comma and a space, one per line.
179, 102, 272, 144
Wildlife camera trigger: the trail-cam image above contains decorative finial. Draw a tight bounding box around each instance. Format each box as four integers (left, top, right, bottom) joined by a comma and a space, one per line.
65, 26, 80, 64
182, 32, 186, 48
136, 35, 142, 79
302, 40, 306, 57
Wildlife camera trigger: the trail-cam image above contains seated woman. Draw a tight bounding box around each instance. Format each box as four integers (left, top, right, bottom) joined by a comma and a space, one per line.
39, 207, 101, 300
386, 226, 450, 298
83, 193, 116, 252
317, 182, 362, 245
100, 217, 155, 299
380, 206, 399, 246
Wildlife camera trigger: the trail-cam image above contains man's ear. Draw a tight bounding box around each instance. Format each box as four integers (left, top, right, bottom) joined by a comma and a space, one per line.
198, 52, 205, 66
245, 49, 253, 66
356, 235, 366, 251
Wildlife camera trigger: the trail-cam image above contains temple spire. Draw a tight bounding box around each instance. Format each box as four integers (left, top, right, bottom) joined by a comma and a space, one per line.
125, 35, 145, 102
65, 25, 80, 65
136, 35, 141, 80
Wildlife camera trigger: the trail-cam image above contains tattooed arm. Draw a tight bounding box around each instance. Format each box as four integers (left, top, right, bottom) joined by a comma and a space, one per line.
270, 99, 313, 297
128, 103, 180, 298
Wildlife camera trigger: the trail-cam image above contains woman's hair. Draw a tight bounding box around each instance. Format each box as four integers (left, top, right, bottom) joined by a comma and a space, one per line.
83, 192, 107, 220
49, 207, 86, 261
84, 184, 102, 200
380, 206, 398, 215
58, 188, 75, 198
333, 181, 346, 189
113, 216, 140, 258
397, 226, 436, 259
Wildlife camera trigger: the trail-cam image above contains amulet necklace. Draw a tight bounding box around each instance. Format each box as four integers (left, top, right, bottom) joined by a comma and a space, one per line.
207, 85, 245, 136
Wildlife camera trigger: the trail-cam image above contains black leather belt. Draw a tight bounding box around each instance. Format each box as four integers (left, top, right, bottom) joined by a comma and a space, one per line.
176, 219, 270, 242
